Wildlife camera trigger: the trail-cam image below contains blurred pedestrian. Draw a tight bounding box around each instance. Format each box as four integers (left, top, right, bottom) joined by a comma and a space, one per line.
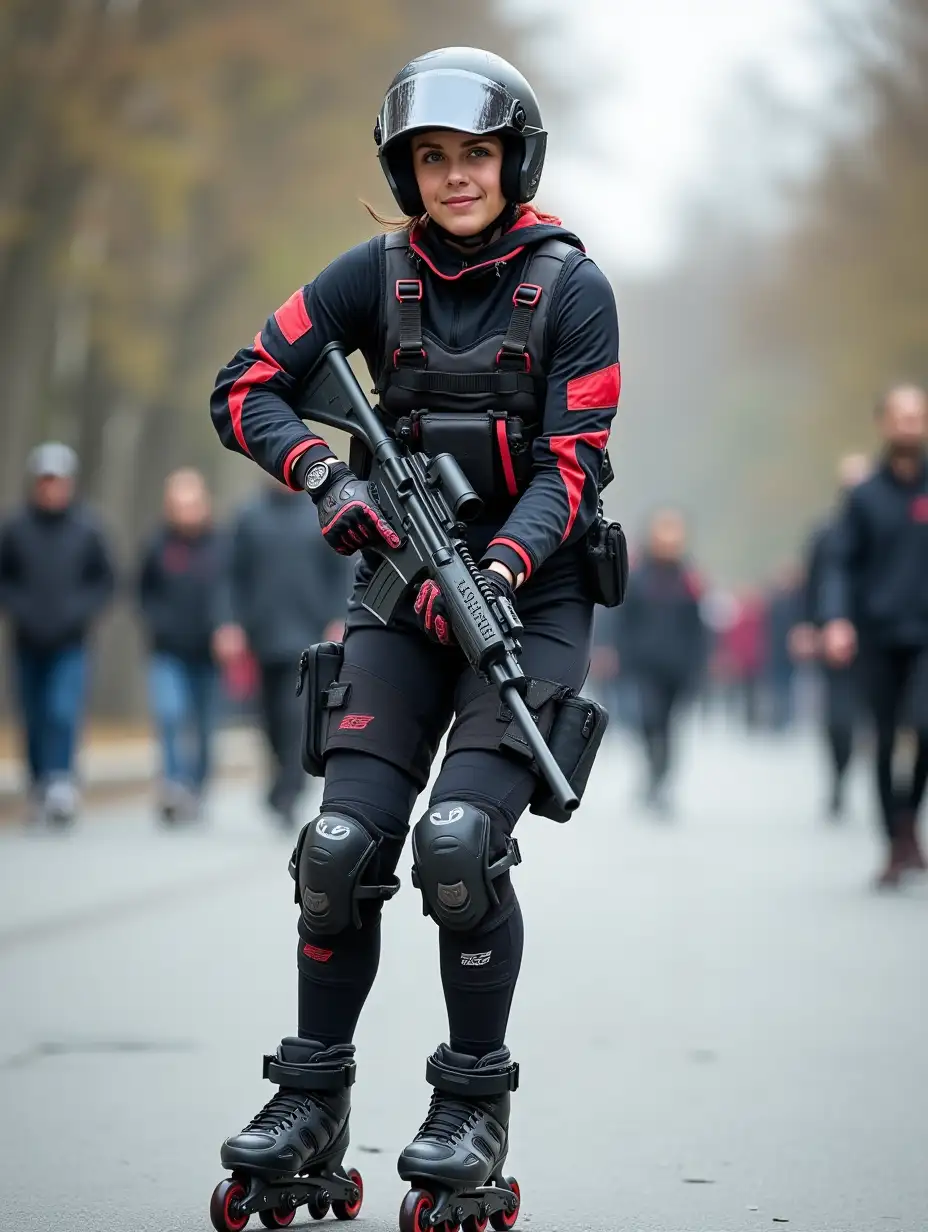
617, 509, 705, 813
137, 468, 224, 823
822, 386, 928, 886
0, 443, 115, 825
721, 588, 766, 729
213, 477, 350, 828
763, 562, 804, 731
790, 452, 871, 818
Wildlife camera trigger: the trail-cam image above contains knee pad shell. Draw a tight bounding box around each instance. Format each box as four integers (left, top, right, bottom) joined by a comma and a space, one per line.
290, 812, 400, 935
411, 801, 521, 931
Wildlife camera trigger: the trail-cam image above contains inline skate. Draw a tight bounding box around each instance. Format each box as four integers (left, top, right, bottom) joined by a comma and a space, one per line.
209, 1038, 363, 1230
397, 1043, 521, 1232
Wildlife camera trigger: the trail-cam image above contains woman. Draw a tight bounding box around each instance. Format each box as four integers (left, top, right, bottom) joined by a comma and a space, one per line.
208, 47, 620, 1232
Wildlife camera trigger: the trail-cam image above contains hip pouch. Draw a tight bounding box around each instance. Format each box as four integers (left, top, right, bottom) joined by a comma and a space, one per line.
584, 512, 629, 608
297, 641, 348, 777
529, 693, 609, 823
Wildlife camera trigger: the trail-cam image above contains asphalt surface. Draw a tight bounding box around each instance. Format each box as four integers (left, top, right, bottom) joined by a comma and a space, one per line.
1, 719, 926, 1232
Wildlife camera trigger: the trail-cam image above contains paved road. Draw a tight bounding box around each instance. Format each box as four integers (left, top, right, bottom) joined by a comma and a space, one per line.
1, 720, 926, 1232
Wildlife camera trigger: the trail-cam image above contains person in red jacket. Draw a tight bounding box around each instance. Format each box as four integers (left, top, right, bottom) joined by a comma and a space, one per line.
207, 47, 620, 1232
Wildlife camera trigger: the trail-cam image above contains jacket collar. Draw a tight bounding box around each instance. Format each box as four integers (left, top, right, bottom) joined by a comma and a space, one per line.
408, 207, 584, 282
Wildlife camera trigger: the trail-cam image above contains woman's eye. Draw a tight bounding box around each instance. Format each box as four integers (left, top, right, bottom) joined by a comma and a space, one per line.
469, 147, 490, 159
423, 151, 443, 164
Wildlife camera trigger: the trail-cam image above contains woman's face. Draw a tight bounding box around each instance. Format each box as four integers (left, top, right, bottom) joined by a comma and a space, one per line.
411, 130, 506, 236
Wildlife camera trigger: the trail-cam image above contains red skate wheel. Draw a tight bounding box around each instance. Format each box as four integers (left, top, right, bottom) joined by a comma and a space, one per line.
210, 1178, 250, 1232
333, 1168, 364, 1220
489, 1178, 520, 1230
258, 1207, 295, 1228
399, 1188, 435, 1232
464, 1214, 489, 1232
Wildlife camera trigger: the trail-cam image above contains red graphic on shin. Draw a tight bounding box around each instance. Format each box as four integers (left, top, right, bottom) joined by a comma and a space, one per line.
338, 714, 374, 731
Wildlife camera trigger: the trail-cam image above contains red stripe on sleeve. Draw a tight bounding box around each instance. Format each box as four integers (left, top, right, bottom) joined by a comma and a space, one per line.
252, 332, 282, 369
274, 289, 312, 345
487, 537, 533, 580
566, 362, 621, 412
228, 360, 282, 457
549, 429, 610, 541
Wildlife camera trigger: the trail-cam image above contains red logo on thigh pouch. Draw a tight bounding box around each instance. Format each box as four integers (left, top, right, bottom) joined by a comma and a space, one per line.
303, 944, 333, 963
338, 713, 375, 731
911, 495, 928, 523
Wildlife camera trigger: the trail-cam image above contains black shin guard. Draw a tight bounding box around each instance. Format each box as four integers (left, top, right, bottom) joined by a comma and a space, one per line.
439, 883, 524, 1057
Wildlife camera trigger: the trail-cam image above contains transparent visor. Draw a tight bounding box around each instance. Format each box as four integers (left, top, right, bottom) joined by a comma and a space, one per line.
379, 70, 521, 149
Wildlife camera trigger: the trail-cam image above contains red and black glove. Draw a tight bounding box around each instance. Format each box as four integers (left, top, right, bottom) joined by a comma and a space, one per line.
414, 569, 516, 647
306, 461, 402, 557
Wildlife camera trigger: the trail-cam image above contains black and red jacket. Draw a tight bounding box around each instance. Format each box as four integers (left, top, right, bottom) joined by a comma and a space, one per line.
210, 208, 620, 584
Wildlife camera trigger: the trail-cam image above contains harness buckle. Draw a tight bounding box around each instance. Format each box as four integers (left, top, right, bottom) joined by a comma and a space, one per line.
393, 346, 428, 369
496, 348, 532, 373
513, 283, 543, 308
395, 278, 423, 302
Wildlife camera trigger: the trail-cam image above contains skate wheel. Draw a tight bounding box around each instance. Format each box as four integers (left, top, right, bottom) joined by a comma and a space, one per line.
258, 1207, 295, 1229
332, 1168, 364, 1220
400, 1187, 435, 1232
307, 1189, 331, 1220
463, 1215, 488, 1232
489, 1179, 520, 1231
210, 1178, 250, 1232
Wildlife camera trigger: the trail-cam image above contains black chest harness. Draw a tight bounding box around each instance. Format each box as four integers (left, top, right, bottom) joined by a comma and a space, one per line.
364, 231, 581, 507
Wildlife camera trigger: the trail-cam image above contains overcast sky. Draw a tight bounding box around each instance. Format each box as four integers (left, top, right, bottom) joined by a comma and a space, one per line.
504, 0, 839, 272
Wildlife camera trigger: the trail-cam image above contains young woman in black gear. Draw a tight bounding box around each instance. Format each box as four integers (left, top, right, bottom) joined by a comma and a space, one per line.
208, 47, 620, 1232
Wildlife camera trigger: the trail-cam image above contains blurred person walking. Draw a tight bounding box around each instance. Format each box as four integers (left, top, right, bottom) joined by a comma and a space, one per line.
822, 387, 928, 886
618, 510, 705, 812
790, 453, 871, 818
721, 588, 766, 729
0, 443, 115, 825
137, 468, 224, 823
213, 477, 349, 829
763, 563, 804, 731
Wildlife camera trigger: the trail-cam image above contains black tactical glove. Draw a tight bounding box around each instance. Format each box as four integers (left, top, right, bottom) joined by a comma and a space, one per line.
414, 568, 516, 646
299, 458, 401, 557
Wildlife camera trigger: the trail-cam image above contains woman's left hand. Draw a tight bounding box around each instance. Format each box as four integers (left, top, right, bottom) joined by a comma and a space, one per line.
413, 569, 516, 646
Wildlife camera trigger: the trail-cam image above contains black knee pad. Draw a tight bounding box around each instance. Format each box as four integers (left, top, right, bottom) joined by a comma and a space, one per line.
289, 812, 400, 935
411, 801, 521, 932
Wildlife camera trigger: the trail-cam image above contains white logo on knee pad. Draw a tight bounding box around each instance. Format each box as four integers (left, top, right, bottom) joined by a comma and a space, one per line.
429, 806, 464, 826
316, 818, 351, 841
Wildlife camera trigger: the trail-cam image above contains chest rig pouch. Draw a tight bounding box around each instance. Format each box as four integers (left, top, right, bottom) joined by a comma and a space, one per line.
374, 232, 581, 504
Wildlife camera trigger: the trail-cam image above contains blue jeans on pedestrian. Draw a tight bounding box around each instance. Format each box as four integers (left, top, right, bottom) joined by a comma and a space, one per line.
14, 644, 88, 787
148, 654, 218, 792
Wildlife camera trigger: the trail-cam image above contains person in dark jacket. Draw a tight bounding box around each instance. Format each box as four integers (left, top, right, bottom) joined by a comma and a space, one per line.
618, 509, 704, 812
0, 443, 115, 825
822, 386, 928, 886
790, 453, 871, 817
137, 468, 225, 823
206, 48, 619, 1223
213, 477, 350, 828
763, 562, 804, 732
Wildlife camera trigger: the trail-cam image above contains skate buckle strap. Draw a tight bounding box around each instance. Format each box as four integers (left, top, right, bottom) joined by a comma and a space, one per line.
426, 1056, 520, 1097
263, 1054, 357, 1090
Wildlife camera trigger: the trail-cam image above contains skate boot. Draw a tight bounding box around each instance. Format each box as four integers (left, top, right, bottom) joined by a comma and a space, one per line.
397, 1043, 521, 1232
209, 1038, 363, 1230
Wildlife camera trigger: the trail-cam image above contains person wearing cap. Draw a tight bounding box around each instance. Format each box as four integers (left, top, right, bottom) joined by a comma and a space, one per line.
208, 47, 619, 1225
0, 443, 115, 825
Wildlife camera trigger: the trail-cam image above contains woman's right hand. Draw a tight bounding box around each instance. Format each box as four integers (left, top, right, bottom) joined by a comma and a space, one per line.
309, 462, 402, 557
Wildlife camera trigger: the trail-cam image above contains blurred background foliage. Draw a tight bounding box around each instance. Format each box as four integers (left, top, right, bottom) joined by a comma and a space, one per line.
0, 0, 926, 713
614, 0, 928, 578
